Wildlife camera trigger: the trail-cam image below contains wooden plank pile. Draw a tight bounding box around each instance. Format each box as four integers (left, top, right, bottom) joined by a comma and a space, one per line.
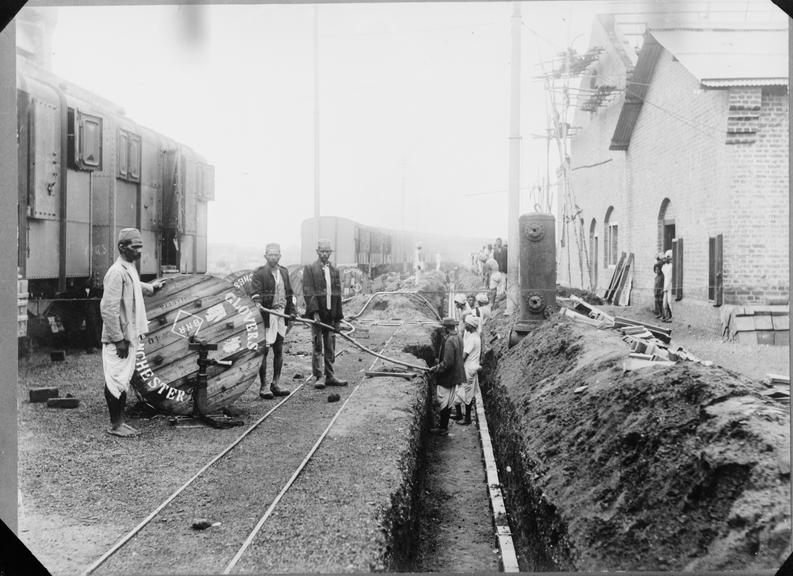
721, 304, 789, 346
557, 297, 714, 372
603, 252, 635, 306
761, 373, 790, 404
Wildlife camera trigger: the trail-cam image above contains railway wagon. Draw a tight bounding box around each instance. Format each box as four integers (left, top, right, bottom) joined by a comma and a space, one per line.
300, 216, 488, 273
17, 59, 214, 335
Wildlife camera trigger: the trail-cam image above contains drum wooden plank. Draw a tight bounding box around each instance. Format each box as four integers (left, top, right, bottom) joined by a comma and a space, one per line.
225, 269, 254, 296
131, 274, 266, 415
142, 293, 263, 373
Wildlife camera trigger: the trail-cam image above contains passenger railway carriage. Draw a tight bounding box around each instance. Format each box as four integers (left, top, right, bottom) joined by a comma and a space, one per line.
17, 59, 214, 335
300, 216, 490, 274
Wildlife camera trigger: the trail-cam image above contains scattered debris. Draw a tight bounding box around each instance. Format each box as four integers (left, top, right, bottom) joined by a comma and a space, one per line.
46, 397, 79, 409
328, 393, 340, 403
293, 373, 303, 380
191, 519, 213, 530
721, 304, 789, 345
29, 387, 59, 403
573, 385, 588, 394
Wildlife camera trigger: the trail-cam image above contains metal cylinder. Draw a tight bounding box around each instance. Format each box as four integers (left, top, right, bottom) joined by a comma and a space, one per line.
509, 213, 556, 347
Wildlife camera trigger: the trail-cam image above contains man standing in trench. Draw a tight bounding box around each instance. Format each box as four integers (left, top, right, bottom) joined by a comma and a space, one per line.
302, 239, 348, 389
429, 317, 466, 436
250, 242, 294, 399
100, 228, 165, 437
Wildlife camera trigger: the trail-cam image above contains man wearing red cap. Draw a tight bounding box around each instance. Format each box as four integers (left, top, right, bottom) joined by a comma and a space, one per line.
100, 228, 165, 437
302, 239, 348, 389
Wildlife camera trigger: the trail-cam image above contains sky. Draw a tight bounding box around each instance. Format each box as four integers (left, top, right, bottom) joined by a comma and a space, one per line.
40, 1, 617, 256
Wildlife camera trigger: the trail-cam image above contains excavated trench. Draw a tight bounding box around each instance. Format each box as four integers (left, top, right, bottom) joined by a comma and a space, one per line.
476, 316, 790, 572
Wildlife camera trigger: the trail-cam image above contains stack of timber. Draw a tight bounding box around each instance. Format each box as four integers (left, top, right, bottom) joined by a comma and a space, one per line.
720, 304, 789, 346
761, 373, 790, 404
558, 298, 713, 371
602, 252, 634, 306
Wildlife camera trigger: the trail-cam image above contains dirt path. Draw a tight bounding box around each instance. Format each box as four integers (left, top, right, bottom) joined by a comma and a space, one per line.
414, 413, 501, 572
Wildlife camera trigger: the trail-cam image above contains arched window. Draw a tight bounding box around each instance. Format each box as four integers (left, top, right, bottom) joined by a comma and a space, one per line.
604, 206, 618, 267
657, 198, 675, 252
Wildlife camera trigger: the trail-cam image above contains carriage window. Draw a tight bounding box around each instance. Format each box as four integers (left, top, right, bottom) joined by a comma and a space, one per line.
78, 113, 102, 169
128, 134, 141, 180
117, 129, 141, 182
118, 131, 128, 177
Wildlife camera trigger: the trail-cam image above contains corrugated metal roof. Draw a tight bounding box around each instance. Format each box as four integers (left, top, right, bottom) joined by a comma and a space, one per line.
609, 27, 788, 150
650, 28, 788, 86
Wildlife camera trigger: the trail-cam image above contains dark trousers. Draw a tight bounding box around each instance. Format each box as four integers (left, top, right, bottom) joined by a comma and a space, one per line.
259, 333, 284, 386
654, 292, 663, 316
311, 324, 336, 379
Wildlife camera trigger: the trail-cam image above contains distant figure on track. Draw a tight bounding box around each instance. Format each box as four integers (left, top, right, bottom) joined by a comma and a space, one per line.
100, 228, 165, 437
251, 242, 295, 399
455, 314, 481, 426
428, 317, 466, 436
302, 239, 349, 389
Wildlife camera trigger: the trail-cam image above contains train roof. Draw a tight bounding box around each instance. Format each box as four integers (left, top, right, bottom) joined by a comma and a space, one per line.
17, 59, 211, 163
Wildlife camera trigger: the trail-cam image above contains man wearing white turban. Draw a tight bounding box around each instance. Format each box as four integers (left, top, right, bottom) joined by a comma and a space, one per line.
100, 228, 165, 437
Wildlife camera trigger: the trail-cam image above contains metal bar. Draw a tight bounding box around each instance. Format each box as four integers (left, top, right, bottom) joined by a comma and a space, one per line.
474, 386, 520, 572
224, 324, 404, 573
258, 305, 430, 372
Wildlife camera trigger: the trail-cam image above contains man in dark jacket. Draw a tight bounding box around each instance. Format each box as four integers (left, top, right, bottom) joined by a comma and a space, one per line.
251, 243, 295, 399
302, 239, 348, 389
493, 237, 508, 276
428, 317, 465, 436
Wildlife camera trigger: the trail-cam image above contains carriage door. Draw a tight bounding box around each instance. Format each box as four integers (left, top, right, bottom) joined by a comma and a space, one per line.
160, 148, 180, 270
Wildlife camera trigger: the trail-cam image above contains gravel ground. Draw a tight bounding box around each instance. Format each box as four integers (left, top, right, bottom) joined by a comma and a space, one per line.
19, 288, 504, 575
480, 309, 791, 571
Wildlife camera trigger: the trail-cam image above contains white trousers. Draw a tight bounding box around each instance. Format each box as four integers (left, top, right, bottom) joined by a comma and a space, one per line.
102, 342, 137, 399
436, 384, 458, 411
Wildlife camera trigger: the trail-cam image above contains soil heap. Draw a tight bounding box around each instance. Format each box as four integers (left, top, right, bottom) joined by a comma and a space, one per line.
482, 315, 790, 571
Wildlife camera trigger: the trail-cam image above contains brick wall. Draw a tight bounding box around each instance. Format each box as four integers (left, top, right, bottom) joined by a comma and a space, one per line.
566, 35, 788, 307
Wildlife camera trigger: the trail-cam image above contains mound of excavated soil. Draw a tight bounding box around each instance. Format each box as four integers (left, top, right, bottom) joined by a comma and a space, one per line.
482, 316, 790, 571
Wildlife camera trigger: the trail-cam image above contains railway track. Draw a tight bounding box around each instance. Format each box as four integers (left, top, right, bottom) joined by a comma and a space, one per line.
83, 291, 517, 574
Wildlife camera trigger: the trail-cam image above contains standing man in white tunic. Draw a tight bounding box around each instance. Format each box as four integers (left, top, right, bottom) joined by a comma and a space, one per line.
100, 228, 165, 437
456, 314, 481, 426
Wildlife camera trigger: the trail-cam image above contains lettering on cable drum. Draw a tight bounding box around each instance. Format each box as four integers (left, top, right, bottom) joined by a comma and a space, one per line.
130, 273, 265, 415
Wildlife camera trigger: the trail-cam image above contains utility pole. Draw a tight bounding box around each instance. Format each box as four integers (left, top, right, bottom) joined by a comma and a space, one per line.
506, 2, 522, 315
313, 4, 320, 246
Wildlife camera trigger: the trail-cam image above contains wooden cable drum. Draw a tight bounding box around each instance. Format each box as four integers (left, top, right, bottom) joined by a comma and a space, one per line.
130, 273, 265, 415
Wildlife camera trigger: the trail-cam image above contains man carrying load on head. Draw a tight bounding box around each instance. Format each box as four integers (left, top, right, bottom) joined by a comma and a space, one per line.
250, 242, 295, 399
100, 228, 165, 437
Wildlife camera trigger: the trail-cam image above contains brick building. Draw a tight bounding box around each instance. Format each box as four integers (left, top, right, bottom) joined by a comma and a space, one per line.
559, 15, 788, 308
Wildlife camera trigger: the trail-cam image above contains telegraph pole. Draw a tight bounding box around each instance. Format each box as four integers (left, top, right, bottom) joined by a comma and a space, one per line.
313, 4, 320, 245
506, 2, 522, 315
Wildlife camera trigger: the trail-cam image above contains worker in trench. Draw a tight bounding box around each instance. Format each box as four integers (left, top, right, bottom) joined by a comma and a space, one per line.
302, 239, 348, 389
428, 317, 466, 436
452, 314, 481, 426
100, 228, 165, 437
250, 242, 294, 399
453, 293, 472, 333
